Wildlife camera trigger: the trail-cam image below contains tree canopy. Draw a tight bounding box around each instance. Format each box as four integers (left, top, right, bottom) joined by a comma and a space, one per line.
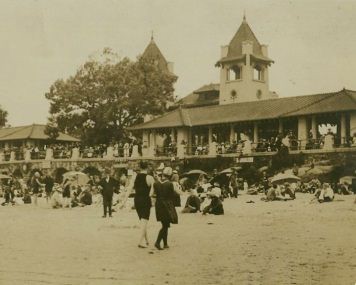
45, 48, 176, 144
0, 106, 8, 127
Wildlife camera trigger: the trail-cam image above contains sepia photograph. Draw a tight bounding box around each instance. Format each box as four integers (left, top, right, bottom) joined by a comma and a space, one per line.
0, 1, 355, 284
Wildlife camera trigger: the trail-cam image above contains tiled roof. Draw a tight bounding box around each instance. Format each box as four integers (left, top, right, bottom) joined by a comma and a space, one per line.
177, 83, 220, 107
0, 124, 80, 142
218, 18, 273, 64
193, 83, 220, 94
130, 89, 356, 130
142, 38, 170, 73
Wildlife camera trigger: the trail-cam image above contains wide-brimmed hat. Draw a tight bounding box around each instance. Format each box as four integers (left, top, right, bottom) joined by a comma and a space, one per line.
162, 167, 173, 176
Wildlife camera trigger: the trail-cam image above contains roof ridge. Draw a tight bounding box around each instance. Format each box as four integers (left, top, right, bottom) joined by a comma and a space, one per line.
27, 124, 36, 139
278, 90, 343, 117
344, 89, 356, 105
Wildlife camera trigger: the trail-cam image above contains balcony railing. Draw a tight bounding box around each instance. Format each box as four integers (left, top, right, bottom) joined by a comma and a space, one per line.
0, 137, 355, 163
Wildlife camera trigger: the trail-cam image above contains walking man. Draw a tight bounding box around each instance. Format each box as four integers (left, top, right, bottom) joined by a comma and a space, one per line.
98, 168, 119, 218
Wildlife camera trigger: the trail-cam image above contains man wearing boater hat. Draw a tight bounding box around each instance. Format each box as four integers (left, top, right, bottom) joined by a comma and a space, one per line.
98, 168, 119, 218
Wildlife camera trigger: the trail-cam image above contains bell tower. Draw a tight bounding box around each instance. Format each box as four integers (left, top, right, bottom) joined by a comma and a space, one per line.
216, 15, 276, 105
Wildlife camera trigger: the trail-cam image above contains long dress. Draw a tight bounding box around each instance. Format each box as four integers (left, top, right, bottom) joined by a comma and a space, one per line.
323, 134, 334, 150
154, 180, 178, 225
131, 144, 139, 158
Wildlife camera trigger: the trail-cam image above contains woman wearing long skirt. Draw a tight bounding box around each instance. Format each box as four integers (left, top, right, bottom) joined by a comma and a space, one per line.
154, 167, 178, 250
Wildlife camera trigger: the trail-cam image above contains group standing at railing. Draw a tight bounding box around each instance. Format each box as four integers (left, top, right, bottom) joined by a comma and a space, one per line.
0, 140, 144, 162
1, 129, 356, 161
157, 129, 356, 157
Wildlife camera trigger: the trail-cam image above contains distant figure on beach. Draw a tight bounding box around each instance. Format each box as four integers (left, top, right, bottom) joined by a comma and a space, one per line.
314, 183, 334, 203
153, 167, 178, 250
43, 171, 54, 203
133, 161, 154, 248
182, 189, 200, 213
202, 185, 224, 215
98, 168, 119, 218
62, 178, 73, 208
31, 172, 44, 206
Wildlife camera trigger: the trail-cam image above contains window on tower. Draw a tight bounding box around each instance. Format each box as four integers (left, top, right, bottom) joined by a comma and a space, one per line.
227, 65, 242, 81
253, 65, 264, 81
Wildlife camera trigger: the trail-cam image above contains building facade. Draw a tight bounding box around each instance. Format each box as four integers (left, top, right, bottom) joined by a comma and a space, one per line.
130, 17, 356, 159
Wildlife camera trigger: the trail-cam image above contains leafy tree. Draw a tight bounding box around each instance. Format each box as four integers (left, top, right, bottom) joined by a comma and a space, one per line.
44, 117, 60, 143
45, 48, 176, 144
0, 106, 8, 127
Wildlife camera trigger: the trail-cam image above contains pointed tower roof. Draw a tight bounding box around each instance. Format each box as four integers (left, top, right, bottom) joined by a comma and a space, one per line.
217, 16, 273, 65
141, 35, 170, 73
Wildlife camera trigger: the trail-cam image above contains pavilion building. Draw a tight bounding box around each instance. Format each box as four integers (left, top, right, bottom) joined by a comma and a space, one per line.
130, 17, 356, 158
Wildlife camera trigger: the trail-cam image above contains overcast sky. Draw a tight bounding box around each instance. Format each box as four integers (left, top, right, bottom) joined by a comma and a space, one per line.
1, 0, 356, 126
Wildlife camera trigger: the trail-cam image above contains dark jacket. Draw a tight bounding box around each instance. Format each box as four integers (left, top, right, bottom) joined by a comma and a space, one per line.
154, 180, 178, 224
99, 177, 119, 198
44, 176, 54, 193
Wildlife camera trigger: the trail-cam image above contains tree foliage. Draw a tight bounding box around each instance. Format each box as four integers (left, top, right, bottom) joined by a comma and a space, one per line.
45, 48, 176, 144
0, 106, 8, 127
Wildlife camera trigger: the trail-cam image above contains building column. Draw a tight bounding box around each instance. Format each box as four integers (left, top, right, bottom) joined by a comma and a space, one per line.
208, 126, 216, 155
171, 129, 176, 143
311, 116, 317, 139
340, 113, 347, 146
177, 128, 188, 158
278, 119, 283, 134
253, 122, 259, 143
148, 130, 156, 157
142, 130, 149, 157
229, 124, 235, 143
298, 117, 308, 149
350, 112, 356, 137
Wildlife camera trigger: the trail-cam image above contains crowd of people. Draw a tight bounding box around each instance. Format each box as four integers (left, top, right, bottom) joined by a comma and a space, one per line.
1, 128, 356, 162
0, 139, 143, 162
1, 160, 355, 251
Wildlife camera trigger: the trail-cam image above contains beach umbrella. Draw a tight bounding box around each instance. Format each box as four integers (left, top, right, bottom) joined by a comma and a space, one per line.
220, 166, 242, 174
63, 171, 89, 186
271, 173, 300, 184
185, 170, 207, 176
0, 174, 11, 179
339, 176, 356, 185
258, 166, 269, 172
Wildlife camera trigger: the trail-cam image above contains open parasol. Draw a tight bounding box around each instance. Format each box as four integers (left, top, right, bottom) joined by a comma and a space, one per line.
63, 171, 89, 186
271, 173, 300, 184
220, 166, 242, 174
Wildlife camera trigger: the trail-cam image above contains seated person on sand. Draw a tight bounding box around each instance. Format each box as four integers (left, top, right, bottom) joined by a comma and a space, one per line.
182, 189, 201, 213
77, 186, 93, 206
262, 184, 294, 201
314, 183, 334, 202
262, 184, 283, 201
339, 182, 353, 195
246, 184, 259, 195
280, 183, 296, 200
202, 187, 224, 215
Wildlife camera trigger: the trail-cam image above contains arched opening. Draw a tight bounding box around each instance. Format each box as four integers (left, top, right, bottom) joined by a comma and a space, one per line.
253, 65, 264, 81
227, 65, 242, 81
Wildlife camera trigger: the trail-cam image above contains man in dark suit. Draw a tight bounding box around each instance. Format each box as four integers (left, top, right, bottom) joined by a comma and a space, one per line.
98, 168, 119, 218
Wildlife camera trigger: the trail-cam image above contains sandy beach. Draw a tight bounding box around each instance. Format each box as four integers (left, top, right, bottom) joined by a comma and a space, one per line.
0, 193, 355, 285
